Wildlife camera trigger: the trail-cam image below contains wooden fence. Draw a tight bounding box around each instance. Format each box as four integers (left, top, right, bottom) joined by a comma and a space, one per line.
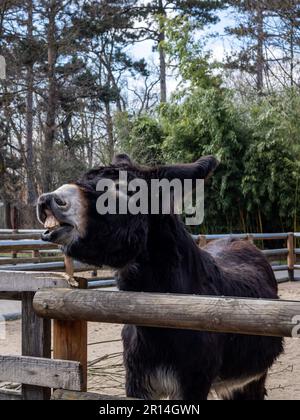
1, 274, 300, 399
0, 229, 90, 272
0, 231, 300, 400
0, 272, 86, 400
197, 232, 299, 281
0, 230, 115, 288
1, 230, 300, 282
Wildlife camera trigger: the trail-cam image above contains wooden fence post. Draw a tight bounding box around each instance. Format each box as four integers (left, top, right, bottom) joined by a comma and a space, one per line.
33, 249, 40, 260
22, 292, 51, 400
287, 233, 295, 282
12, 228, 18, 260
53, 257, 88, 391
247, 234, 254, 244
198, 235, 207, 248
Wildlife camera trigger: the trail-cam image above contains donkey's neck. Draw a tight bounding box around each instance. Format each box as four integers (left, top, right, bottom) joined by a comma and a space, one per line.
117, 217, 219, 294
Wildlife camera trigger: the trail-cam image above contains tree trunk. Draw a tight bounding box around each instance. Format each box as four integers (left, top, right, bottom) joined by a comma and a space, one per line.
104, 101, 114, 163
0, 3, 7, 39
5, 203, 12, 229
256, 4, 264, 94
158, 0, 167, 103
290, 17, 295, 87
26, 0, 37, 206
43, 0, 57, 192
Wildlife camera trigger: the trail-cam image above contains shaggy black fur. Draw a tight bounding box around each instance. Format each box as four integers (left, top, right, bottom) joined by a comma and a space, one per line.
43, 154, 284, 400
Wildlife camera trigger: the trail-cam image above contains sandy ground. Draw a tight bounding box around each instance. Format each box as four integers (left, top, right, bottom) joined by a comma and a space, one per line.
0, 282, 300, 400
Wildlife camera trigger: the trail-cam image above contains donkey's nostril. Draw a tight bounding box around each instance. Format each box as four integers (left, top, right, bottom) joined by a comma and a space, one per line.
38, 193, 50, 205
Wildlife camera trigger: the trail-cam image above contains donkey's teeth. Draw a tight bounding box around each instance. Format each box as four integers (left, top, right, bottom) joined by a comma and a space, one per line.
44, 215, 60, 229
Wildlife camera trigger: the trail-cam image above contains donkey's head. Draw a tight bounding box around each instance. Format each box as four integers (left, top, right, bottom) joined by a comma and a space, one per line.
37, 154, 218, 268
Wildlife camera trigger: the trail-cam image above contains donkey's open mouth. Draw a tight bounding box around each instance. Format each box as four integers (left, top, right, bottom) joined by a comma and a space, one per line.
37, 196, 74, 244
43, 212, 73, 242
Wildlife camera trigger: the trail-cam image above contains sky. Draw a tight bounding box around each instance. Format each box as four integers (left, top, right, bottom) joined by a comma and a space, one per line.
129, 9, 236, 96
131, 10, 235, 62
207, 10, 236, 61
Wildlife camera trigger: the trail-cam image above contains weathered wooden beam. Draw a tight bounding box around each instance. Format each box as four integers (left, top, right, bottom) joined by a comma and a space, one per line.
272, 265, 289, 272
52, 390, 138, 401
0, 256, 64, 266
0, 234, 42, 240
0, 356, 83, 391
0, 229, 44, 234
33, 289, 300, 338
0, 389, 23, 400
0, 240, 58, 252
0, 271, 69, 292
262, 249, 288, 256
0, 261, 97, 272
0, 262, 66, 272
197, 233, 290, 241
22, 292, 51, 400
88, 279, 116, 289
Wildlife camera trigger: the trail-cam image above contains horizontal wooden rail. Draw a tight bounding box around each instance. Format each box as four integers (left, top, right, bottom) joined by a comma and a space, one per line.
0, 271, 70, 292
195, 233, 290, 241
0, 229, 44, 234
0, 261, 98, 273
33, 289, 300, 338
0, 234, 43, 240
0, 240, 58, 252
0, 279, 116, 298
0, 261, 66, 272
0, 256, 64, 266
0, 356, 83, 391
88, 279, 116, 289
262, 249, 288, 256
39, 249, 61, 254
272, 265, 289, 272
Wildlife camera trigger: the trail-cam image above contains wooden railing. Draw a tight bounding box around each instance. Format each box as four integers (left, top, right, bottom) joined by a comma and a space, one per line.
0, 272, 86, 400
0, 230, 115, 287
1, 230, 299, 282
195, 232, 299, 282
0, 271, 300, 399
0, 231, 299, 400
0, 230, 86, 272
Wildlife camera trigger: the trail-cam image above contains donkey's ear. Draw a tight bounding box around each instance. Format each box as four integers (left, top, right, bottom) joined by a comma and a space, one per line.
112, 153, 133, 166
158, 156, 219, 181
